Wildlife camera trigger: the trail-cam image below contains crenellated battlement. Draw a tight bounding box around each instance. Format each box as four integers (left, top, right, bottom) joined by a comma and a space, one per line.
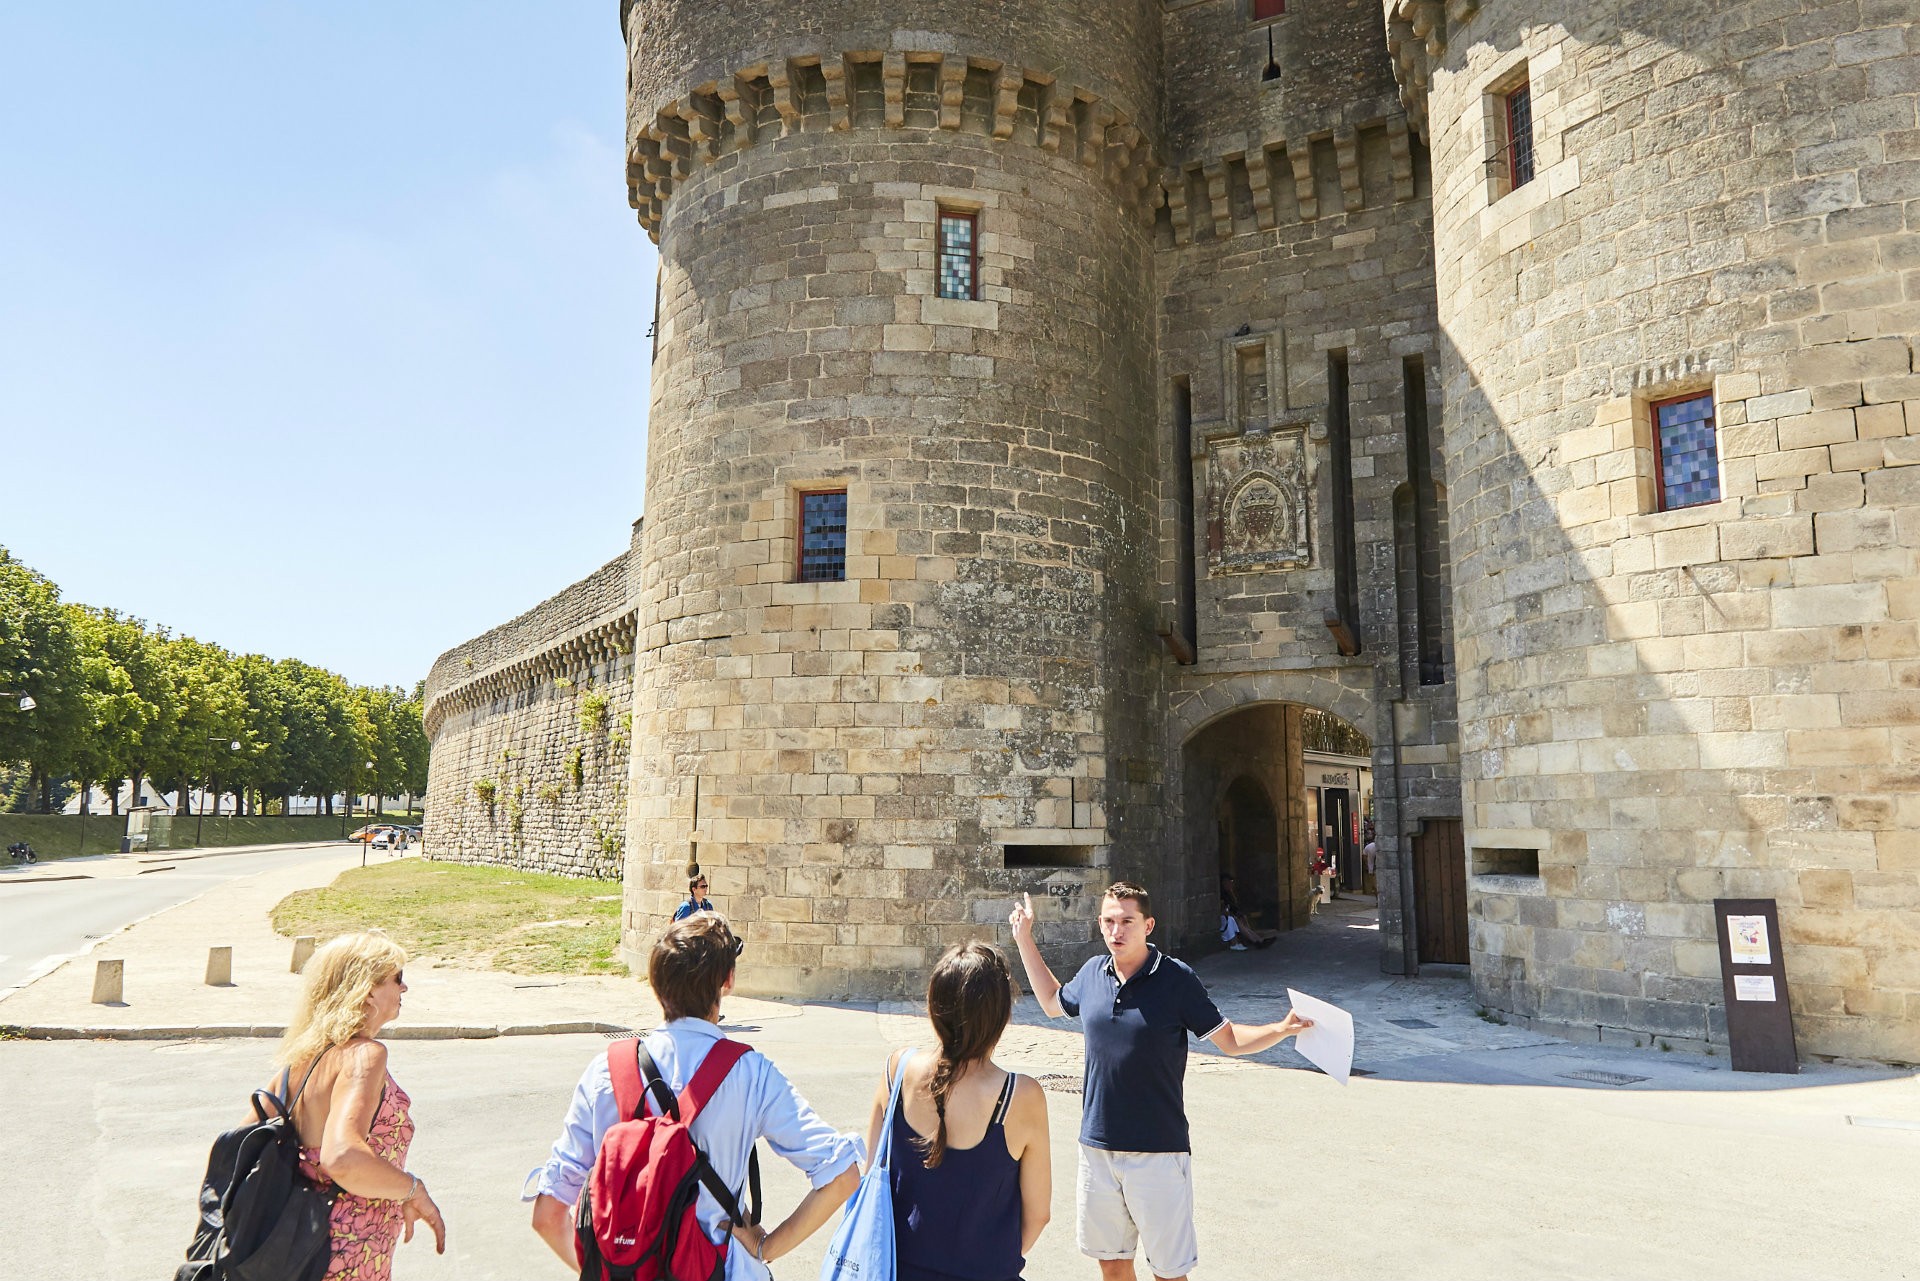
626, 50, 1160, 238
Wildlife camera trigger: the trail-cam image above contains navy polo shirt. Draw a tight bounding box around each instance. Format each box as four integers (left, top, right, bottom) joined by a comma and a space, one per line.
1059, 946, 1226, 1153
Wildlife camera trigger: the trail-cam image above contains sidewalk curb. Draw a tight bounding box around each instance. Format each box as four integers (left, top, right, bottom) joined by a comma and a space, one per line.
0, 1020, 635, 1042
0, 840, 356, 885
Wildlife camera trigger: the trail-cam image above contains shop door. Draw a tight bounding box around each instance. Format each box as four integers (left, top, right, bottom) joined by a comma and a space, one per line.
1324, 789, 1353, 889
1411, 818, 1468, 965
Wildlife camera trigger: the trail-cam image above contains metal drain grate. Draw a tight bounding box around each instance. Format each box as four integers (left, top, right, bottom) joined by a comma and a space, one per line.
1388, 1018, 1437, 1029
1033, 1074, 1083, 1094
1558, 1069, 1649, 1086
601, 1029, 639, 1040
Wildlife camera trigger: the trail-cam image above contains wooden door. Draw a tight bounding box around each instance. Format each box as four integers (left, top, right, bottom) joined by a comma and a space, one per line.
1411, 818, 1468, 965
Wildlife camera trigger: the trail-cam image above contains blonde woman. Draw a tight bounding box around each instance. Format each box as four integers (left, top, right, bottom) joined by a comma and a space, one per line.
269, 931, 445, 1279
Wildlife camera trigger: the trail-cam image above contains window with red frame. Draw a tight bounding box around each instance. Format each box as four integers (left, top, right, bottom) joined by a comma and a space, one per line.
1652, 393, 1721, 511
1253, 0, 1286, 18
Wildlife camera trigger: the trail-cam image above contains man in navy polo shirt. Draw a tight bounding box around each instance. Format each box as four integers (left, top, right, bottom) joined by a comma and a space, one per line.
1010, 881, 1310, 1281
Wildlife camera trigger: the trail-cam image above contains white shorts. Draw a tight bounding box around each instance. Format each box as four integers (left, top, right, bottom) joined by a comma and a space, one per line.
1076, 1145, 1199, 1278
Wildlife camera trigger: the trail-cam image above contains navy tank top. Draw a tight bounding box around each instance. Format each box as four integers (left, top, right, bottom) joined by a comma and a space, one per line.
889, 1068, 1024, 1281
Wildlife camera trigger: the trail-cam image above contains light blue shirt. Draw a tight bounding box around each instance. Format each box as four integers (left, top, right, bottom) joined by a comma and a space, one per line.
524, 1017, 863, 1281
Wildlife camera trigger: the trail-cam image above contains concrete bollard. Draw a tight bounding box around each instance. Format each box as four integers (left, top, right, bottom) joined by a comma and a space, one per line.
92, 959, 124, 1004
205, 946, 234, 986
291, 936, 316, 973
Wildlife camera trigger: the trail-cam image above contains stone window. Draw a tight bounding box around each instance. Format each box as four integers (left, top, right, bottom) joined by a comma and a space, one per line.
936, 208, 978, 301
1652, 392, 1721, 511
1484, 64, 1533, 201
796, 489, 847, 582
1505, 82, 1535, 190
1252, 0, 1285, 19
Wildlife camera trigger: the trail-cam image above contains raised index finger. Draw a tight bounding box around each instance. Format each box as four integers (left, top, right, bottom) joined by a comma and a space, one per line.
1023, 892, 1033, 913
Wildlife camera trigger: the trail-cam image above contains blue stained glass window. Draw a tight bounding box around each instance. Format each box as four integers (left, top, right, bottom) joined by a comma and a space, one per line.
1655, 394, 1720, 510
937, 211, 976, 301
798, 490, 847, 582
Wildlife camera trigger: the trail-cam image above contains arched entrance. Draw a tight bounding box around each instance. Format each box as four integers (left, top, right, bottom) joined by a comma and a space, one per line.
1219, 776, 1284, 929
1178, 700, 1373, 952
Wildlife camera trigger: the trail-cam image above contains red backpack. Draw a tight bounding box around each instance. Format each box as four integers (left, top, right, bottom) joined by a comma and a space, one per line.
576, 1037, 762, 1281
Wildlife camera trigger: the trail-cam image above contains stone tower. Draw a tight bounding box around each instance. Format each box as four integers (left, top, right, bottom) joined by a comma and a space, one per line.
1387, 0, 1920, 1060
618, 0, 1171, 996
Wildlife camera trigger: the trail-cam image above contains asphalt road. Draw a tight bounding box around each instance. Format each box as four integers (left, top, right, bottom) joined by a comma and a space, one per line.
0, 843, 353, 997
8, 1012, 1920, 1280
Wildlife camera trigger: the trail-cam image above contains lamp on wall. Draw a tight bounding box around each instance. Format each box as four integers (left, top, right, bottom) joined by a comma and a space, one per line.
1, 692, 34, 712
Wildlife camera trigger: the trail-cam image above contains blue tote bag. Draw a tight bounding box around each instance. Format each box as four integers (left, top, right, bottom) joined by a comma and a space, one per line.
819, 1048, 915, 1281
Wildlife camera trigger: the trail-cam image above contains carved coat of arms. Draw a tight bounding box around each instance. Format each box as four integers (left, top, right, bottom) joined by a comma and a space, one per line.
1206, 426, 1311, 574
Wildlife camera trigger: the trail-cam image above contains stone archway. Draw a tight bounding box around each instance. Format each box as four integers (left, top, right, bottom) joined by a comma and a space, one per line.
1219, 775, 1284, 931
1171, 681, 1376, 956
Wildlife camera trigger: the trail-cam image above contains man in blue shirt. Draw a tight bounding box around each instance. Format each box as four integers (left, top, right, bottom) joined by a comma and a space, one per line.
526, 913, 860, 1277
1011, 881, 1310, 1281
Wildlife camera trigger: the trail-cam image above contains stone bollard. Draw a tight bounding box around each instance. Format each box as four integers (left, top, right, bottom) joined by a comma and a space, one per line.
205, 946, 234, 987
291, 936, 316, 973
92, 959, 124, 1004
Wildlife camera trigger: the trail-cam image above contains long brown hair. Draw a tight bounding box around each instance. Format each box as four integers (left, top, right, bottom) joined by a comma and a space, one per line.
915, 941, 1014, 1168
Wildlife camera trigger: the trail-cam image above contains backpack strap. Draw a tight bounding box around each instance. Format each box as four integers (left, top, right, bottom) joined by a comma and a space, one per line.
609, 1037, 678, 1122
635, 1038, 764, 1230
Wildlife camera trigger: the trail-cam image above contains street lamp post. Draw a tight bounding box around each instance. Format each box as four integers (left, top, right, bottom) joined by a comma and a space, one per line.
360, 760, 376, 867
196, 737, 241, 847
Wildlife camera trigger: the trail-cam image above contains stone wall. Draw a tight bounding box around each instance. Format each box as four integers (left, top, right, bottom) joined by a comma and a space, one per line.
622, 3, 1168, 998
1396, 0, 1920, 1059
422, 533, 641, 879
1156, 0, 1460, 976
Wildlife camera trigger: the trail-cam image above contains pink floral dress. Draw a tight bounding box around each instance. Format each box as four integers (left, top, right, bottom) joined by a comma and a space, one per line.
299, 1072, 416, 1281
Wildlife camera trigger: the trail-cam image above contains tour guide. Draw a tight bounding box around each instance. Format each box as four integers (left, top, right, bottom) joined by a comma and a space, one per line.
1010, 882, 1311, 1281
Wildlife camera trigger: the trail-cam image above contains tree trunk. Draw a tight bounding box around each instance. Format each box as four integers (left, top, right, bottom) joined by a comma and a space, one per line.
110, 780, 122, 816
78, 780, 91, 817
129, 769, 146, 810
324, 793, 334, 816
174, 778, 190, 816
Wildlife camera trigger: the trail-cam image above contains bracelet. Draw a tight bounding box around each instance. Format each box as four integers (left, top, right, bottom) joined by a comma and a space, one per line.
402, 1174, 422, 1203
754, 1228, 769, 1262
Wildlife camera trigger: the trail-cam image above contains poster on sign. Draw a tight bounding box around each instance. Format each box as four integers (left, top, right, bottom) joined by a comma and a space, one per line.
1727, 915, 1771, 967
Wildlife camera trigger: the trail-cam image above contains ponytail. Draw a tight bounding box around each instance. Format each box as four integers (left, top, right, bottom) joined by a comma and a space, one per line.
912, 941, 1014, 1169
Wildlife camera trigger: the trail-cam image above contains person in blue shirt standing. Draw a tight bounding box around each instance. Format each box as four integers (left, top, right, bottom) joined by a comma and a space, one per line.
525, 913, 861, 1277
674, 871, 715, 922
1009, 881, 1311, 1281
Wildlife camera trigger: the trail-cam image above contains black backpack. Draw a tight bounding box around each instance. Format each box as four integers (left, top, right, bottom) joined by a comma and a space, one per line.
176, 1051, 336, 1281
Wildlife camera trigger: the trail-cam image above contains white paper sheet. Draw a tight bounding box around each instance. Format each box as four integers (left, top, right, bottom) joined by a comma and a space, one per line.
1733, 974, 1777, 1002
1285, 988, 1355, 1085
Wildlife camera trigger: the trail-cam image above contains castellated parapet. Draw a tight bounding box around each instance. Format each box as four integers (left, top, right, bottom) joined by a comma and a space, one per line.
421, 0, 1920, 1060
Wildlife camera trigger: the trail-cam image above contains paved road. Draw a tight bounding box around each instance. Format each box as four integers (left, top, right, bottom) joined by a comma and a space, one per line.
8, 1013, 1920, 1280
0, 843, 352, 997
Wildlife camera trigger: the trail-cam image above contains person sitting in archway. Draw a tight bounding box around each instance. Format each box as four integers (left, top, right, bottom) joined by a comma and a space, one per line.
1218, 874, 1274, 950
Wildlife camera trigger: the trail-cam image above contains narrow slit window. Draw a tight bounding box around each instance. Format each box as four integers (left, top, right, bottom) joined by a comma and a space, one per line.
1653, 393, 1721, 511
797, 490, 848, 582
1253, 0, 1286, 18
1506, 82, 1535, 190
936, 209, 978, 301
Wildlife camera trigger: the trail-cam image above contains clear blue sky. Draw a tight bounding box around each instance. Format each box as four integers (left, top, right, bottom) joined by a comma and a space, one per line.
0, 3, 656, 690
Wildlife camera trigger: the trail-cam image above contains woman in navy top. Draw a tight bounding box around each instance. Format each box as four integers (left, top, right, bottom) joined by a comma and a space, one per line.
864, 942, 1052, 1281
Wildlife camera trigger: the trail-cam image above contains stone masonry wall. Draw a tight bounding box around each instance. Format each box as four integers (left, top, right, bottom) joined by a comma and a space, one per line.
1402, 0, 1920, 1059
622, 3, 1167, 998
423, 535, 641, 879
1156, 0, 1461, 975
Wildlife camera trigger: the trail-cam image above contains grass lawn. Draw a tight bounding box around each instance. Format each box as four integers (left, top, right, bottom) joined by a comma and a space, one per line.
271, 859, 627, 976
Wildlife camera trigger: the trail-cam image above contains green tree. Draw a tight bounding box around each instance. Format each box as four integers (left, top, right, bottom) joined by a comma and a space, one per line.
0, 549, 85, 811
